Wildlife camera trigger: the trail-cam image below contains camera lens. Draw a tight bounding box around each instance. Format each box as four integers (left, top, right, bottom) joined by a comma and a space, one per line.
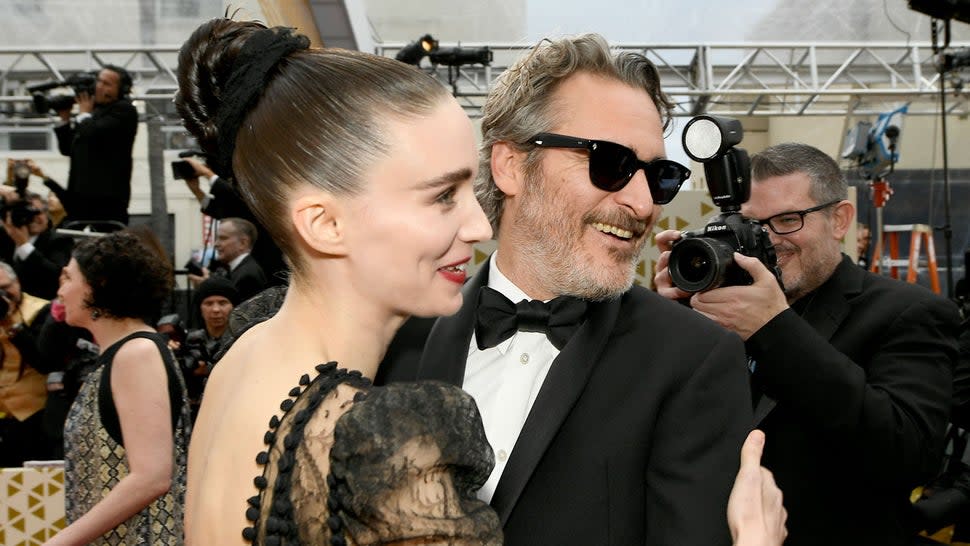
669, 237, 736, 293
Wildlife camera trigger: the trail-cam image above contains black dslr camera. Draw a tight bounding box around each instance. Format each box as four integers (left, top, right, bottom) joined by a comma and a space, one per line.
667, 115, 782, 293
27, 71, 98, 114
181, 329, 221, 371
2, 161, 41, 228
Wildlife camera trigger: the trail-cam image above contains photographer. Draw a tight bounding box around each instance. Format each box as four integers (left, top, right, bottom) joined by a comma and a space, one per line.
0, 260, 53, 467
179, 277, 238, 422
178, 156, 286, 284
655, 142, 960, 546
2, 159, 74, 300
53, 65, 138, 225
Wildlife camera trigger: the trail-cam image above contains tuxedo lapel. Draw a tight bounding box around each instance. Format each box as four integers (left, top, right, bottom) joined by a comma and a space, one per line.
754, 256, 859, 425
490, 296, 620, 525
415, 265, 490, 386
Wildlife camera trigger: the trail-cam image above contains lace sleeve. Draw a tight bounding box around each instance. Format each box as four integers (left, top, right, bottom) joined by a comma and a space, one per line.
247, 366, 501, 545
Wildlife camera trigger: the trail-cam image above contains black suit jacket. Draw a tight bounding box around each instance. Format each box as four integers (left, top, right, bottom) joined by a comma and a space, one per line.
379, 264, 753, 546
13, 230, 74, 300
229, 254, 268, 303
54, 99, 138, 224
747, 255, 960, 546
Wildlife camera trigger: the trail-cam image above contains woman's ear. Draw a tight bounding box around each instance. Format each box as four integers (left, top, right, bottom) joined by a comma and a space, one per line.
491, 141, 527, 197
290, 192, 348, 257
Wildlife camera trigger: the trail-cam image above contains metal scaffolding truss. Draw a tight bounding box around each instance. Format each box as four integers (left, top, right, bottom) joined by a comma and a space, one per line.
377, 41, 970, 118
2, 40, 970, 126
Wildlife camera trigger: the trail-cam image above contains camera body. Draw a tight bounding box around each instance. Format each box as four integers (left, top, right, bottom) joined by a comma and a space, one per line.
668, 115, 782, 293
28, 72, 98, 114
181, 329, 221, 371
2, 167, 41, 229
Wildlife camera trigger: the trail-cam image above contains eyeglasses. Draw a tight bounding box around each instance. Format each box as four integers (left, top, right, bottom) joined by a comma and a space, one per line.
756, 199, 842, 235
528, 133, 691, 204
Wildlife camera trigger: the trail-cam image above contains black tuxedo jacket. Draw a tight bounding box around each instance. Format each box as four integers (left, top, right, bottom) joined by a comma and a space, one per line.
747, 255, 960, 546
378, 265, 753, 546
13, 230, 74, 300
54, 99, 137, 224
229, 254, 268, 303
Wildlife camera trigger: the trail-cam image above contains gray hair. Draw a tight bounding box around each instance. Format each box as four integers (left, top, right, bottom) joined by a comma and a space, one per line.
0, 261, 17, 281
475, 34, 674, 233
750, 142, 848, 205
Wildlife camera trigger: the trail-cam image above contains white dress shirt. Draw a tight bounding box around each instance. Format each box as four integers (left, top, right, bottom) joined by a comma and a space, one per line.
463, 253, 561, 503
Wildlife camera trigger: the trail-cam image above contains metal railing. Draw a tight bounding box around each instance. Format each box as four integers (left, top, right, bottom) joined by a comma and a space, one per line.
2, 41, 970, 124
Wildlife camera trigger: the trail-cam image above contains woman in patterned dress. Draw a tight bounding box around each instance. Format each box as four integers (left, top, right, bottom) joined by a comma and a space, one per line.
47, 231, 190, 545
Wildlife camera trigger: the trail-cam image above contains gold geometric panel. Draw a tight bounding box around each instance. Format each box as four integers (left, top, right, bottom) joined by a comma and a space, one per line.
1, 466, 66, 545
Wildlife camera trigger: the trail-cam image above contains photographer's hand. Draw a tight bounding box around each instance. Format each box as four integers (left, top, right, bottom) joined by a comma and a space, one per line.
187, 267, 210, 288
654, 229, 692, 301
26, 159, 45, 178
4, 215, 30, 247
76, 91, 94, 115
690, 253, 789, 340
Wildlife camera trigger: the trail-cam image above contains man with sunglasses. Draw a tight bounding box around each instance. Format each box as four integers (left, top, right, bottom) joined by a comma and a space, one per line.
380, 34, 754, 546
655, 142, 960, 546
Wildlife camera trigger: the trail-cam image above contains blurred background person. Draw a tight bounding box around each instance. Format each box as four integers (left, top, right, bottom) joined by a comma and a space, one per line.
180, 156, 287, 284
49, 231, 190, 545
53, 65, 138, 226
188, 216, 267, 302
856, 222, 872, 268
0, 260, 52, 467
177, 276, 237, 423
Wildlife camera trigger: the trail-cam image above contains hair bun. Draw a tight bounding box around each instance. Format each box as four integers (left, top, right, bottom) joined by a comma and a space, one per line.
175, 18, 268, 165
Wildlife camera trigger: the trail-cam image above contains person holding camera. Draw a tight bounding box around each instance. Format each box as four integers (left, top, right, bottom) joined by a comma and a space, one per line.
0, 160, 74, 300
177, 156, 287, 284
655, 142, 961, 546
0, 260, 53, 467
378, 34, 755, 546
53, 65, 138, 226
180, 276, 238, 422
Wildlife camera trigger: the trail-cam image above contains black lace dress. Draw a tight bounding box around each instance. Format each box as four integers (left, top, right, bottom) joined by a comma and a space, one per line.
243, 362, 502, 545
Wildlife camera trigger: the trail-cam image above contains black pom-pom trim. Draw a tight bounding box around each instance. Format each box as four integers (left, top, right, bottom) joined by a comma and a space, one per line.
269, 415, 280, 429
280, 398, 295, 412
254, 476, 268, 489
242, 527, 256, 540
255, 451, 269, 465
299, 373, 310, 385
288, 386, 302, 397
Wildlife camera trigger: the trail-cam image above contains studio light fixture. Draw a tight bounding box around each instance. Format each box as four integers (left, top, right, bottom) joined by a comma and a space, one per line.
395, 34, 439, 66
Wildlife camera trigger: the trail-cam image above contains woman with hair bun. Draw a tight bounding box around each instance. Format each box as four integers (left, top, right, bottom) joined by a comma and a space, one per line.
177, 18, 500, 545
48, 231, 190, 546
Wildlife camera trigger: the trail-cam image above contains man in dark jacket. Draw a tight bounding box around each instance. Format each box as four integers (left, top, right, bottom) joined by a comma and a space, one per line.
656, 142, 960, 546
53, 65, 138, 225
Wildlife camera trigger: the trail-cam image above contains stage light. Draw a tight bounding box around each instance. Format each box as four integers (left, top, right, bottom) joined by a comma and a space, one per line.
908, 0, 970, 24
395, 34, 439, 66
428, 46, 493, 67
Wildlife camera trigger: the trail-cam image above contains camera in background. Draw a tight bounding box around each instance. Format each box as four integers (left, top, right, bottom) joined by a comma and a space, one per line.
668, 115, 783, 293
27, 71, 98, 114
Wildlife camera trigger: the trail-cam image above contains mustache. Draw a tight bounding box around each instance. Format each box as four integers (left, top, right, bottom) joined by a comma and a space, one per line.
583, 211, 649, 237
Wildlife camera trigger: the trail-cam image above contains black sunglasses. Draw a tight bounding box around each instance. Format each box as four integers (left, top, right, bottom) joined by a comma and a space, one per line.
528, 133, 691, 204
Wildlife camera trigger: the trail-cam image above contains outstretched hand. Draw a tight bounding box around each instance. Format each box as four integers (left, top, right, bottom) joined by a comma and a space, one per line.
728, 430, 787, 546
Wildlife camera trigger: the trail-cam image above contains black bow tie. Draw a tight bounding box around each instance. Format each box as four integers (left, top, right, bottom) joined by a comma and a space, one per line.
475, 286, 587, 351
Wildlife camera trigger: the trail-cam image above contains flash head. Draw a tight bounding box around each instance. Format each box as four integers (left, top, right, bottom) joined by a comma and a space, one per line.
683, 115, 744, 162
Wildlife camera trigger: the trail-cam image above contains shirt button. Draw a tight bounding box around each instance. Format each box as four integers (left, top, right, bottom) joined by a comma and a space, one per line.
520, 353, 529, 365
497, 449, 509, 462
